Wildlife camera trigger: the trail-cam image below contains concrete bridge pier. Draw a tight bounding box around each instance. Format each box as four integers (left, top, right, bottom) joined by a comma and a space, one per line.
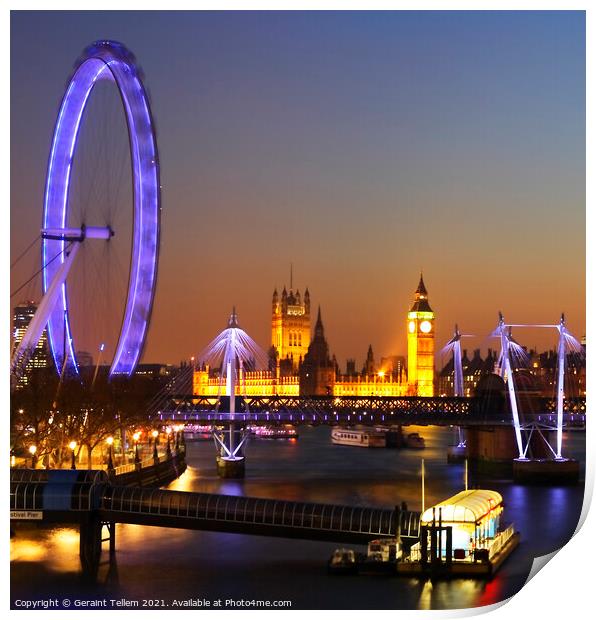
446, 427, 467, 463
465, 426, 517, 477
447, 444, 467, 463
465, 426, 579, 484
213, 422, 249, 478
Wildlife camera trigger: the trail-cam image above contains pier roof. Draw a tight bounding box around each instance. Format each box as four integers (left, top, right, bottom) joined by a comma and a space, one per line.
421, 489, 503, 524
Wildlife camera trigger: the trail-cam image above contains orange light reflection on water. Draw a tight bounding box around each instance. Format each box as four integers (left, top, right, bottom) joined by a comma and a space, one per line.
11, 527, 81, 572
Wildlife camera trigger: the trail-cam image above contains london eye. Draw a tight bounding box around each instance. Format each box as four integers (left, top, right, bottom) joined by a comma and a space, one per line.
12, 40, 160, 379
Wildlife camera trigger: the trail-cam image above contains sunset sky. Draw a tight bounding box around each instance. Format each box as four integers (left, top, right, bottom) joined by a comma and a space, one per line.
10, 11, 585, 369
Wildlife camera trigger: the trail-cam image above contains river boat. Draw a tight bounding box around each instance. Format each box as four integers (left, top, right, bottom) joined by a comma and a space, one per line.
331, 428, 386, 448
183, 425, 213, 441
359, 539, 402, 575
327, 548, 360, 575
405, 432, 425, 449
248, 425, 298, 440
398, 489, 519, 578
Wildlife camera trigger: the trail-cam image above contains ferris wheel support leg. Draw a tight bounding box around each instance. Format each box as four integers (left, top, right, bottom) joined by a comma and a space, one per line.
11, 242, 80, 376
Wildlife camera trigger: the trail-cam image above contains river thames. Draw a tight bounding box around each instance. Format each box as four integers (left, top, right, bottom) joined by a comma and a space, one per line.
11, 425, 585, 610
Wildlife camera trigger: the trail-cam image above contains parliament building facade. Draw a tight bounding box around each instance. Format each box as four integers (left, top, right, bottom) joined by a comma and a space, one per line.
193, 275, 435, 397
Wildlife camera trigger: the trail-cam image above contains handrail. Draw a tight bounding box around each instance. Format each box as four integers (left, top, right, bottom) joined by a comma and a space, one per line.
407, 524, 516, 563
113, 451, 180, 476
488, 524, 515, 559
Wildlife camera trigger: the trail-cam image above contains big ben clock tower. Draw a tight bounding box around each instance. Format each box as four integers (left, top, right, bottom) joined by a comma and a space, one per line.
407, 274, 435, 396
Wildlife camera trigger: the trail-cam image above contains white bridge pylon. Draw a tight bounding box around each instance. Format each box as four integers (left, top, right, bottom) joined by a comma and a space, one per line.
198, 309, 264, 463
494, 312, 582, 461
10, 226, 113, 379
442, 324, 473, 448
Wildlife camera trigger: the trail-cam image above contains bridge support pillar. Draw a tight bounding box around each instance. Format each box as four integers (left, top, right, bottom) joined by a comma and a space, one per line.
466, 426, 580, 483
466, 426, 518, 477
213, 423, 249, 478
513, 458, 580, 485
103, 521, 116, 559
216, 456, 245, 478
447, 428, 468, 463
79, 515, 102, 578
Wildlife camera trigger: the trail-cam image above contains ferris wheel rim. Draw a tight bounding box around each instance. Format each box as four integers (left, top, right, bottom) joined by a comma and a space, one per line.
42, 40, 160, 378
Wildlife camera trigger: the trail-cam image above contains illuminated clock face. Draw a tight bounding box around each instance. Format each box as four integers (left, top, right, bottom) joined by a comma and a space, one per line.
408, 321, 416, 333
420, 320, 432, 333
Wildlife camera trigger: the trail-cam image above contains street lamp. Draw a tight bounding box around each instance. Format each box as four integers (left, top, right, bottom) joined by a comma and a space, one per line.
69, 441, 77, 470
29, 445, 37, 469
166, 427, 172, 456
152, 429, 159, 459
133, 431, 141, 462
106, 436, 114, 470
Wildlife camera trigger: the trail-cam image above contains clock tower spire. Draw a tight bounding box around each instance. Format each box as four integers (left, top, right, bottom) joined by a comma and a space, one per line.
407, 273, 435, 396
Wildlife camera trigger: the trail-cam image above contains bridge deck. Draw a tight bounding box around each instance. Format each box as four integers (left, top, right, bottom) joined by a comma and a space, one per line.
10, 469, 420, 545
100, 486, 420, 544
156, 410, 585, 428
153, 395, 585, 427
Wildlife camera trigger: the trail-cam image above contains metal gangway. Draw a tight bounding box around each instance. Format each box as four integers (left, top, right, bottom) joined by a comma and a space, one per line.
11, 469, 420, 544
100, 486, 421, 544
11, 468, 421, 574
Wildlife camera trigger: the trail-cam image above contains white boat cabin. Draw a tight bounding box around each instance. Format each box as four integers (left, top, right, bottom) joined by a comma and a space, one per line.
412, 489, 511, 562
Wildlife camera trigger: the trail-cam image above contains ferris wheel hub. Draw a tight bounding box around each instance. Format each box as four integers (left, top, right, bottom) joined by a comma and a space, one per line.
41, 226, 114, 241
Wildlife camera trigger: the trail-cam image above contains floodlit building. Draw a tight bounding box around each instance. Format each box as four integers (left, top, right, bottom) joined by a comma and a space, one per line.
407, 274, 435, 397
271, 284, 311, 372
11, 301, 49, 386
193, 274, 437, 398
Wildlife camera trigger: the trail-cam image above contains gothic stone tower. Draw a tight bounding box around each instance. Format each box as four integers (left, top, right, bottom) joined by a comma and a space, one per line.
300, 307, 336, 395
407, 274, 435, 396
271, 285, 311, 372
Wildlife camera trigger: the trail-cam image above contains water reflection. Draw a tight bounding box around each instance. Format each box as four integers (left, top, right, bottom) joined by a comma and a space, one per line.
11, 527, 81, 572
11, 425, 585, 610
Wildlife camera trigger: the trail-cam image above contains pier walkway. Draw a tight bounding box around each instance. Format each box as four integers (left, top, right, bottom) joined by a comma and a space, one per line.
10, 468, 420, 545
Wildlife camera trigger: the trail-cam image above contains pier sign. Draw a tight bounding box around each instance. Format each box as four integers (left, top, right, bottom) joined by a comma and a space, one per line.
10, 510, 43, 520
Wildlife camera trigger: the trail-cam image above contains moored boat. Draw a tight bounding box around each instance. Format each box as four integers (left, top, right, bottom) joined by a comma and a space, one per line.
398, 489, 519, 578
327, 548, 360, 575
359, 538, 402, 575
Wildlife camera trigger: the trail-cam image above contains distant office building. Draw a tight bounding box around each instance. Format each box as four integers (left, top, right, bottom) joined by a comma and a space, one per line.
11, 301, 50, 386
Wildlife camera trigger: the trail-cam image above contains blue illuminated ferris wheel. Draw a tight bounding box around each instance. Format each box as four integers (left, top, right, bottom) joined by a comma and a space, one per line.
13, 41, 160, 378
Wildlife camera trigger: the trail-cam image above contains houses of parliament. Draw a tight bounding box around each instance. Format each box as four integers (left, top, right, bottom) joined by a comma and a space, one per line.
193, 274, 436, 397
